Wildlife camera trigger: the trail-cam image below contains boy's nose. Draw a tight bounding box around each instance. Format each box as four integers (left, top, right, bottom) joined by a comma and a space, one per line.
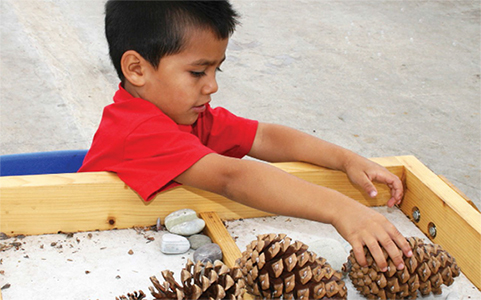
202, 76, 218, 95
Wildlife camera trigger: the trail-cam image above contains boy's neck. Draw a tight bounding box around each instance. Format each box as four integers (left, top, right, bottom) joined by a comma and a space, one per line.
123, 81, 142, 99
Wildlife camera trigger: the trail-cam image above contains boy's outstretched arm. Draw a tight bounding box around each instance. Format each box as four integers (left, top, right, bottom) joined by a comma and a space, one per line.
175, 151, 412, 272
249, 123, 404, 207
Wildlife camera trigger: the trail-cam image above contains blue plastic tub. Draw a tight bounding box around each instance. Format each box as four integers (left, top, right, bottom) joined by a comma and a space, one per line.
0, 150, 87, 176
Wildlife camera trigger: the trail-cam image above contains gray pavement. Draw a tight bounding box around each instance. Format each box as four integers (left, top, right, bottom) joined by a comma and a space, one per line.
1, 0, 480, 208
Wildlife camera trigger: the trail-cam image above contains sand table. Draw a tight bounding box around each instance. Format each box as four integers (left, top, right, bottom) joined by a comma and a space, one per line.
0, 207, 479, 299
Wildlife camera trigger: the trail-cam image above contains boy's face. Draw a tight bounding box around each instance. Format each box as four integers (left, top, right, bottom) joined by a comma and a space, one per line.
141, 29, 229, 125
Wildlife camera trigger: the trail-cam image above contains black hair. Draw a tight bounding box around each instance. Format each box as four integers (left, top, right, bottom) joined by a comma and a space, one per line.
105, 0, 240, 81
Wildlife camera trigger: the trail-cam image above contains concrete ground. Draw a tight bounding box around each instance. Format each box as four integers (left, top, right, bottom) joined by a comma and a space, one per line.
1, 0, 479, 209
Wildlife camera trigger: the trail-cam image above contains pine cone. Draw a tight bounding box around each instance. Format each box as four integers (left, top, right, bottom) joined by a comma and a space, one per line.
237, 233, 347, 299
116, 290, 147, 300
149, 259, 246, 300
343, 237, 460, 299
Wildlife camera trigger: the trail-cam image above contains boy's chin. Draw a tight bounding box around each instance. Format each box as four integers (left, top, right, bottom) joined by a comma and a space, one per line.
175, 116, 199, 126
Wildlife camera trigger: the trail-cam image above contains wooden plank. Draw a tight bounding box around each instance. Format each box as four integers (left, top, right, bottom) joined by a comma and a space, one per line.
396, 156, 481, 290
438, 175, 480, 212
0, 172, 270, 236
199, 211, 242, 268
0, 159, 403, 236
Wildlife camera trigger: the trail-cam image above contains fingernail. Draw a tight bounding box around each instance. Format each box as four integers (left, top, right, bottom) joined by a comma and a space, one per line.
397, 263, 405, 270
407, 250, 413, 257
381, 267, 387, 272
370, 190, 377, 197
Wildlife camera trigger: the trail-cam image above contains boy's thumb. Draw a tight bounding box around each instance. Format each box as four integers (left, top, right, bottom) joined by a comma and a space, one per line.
363, 180, 377, 198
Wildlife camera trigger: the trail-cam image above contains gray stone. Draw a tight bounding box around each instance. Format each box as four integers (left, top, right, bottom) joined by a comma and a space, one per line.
160, 233, 190, 254
188, 234, 212, 250
169, 218, 206, 236
164, 209, 206, 236
193, 243, 222, 263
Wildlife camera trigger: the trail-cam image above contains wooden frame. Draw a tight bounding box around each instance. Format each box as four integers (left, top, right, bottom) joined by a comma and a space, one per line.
1, 155, 480, 294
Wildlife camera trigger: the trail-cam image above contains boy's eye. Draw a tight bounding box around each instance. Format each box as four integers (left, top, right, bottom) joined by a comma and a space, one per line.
190, 71, 206, 78
190, 67, 222, 78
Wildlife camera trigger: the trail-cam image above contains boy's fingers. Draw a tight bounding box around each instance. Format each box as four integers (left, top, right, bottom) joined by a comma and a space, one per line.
394, 232, 413, 258
371, 172, 404, 205
386, 197, 397, 208
386, 184, 403, 207
389, 176, 404, 202
366, 240, 388, 271
368, 186, 378, 198
352, 242, 368, 267
379, 238, 405, 270
391, 185, 402, 202
383, 228, 413, 270
353, 234, 410, 272
358, 174, 378, 198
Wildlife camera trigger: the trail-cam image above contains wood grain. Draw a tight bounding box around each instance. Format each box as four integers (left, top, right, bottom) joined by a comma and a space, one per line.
0, 159, 403, 236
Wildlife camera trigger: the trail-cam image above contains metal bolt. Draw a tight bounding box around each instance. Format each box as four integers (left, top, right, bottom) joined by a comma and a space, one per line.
412, 207, 421, 223
428, 222, 437, 238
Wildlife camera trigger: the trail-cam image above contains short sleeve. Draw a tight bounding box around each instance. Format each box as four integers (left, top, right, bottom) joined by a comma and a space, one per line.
110, 116, 214, 201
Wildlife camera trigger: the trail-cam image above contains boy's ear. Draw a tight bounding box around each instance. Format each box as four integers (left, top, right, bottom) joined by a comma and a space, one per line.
121, 50, 148, 87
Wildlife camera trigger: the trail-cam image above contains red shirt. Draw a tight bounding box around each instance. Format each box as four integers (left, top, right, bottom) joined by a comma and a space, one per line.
79, 85, 258, 201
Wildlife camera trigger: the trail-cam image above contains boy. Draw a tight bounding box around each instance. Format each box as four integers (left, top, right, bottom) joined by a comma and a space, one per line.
80, 1, 412, 272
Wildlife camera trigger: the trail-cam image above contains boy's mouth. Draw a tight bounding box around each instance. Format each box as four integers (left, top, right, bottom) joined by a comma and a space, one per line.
192, 104, 207, 113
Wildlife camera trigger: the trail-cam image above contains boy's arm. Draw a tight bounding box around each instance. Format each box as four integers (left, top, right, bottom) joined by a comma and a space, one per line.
174, 153, 412, 272
248, 122, 404, 207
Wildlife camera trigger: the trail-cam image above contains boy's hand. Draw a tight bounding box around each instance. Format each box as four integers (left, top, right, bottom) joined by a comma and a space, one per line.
343, 154, 403, 207
332, 202, 413, 271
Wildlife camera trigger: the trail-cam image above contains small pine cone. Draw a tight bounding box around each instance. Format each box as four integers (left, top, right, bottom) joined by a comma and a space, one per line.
237, 233, 347, 299
149, 259, 246, 300
116, 290, 147, 300
343, 236, 460, 299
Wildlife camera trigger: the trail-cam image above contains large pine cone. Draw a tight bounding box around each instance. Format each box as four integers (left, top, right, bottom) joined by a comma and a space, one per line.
237, 233, 347, 299
343, 237, 460, 299
149, 259, 246, 300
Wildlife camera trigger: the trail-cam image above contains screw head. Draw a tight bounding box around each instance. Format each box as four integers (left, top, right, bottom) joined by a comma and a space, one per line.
412, 207, 421, 223
428, 222, 437, 238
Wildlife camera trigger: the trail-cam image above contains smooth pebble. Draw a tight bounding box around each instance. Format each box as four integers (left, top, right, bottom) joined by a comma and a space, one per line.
188, 234, 212, 250
164, 209, 198, 230
164, 209, 205, 236
169, 218, 205, 236
193, 243, 222, 263
160, 233, 190, 254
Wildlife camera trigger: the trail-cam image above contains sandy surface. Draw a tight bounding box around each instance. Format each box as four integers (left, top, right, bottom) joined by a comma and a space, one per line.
1, 207, 479, 299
